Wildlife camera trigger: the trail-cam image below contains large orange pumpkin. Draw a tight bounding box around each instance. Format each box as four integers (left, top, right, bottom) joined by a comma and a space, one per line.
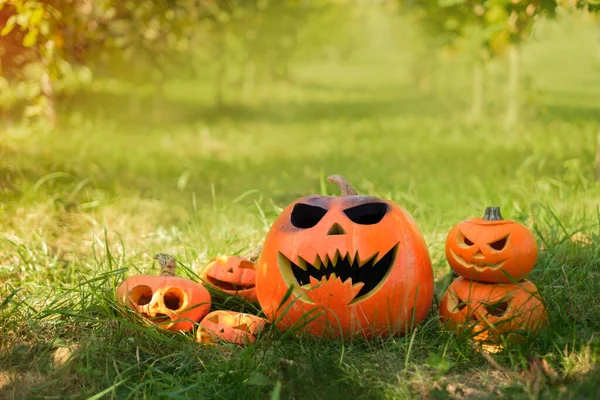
116, 254, 212, 331
439, 277, 547, 342
196, 310, 266, 345
445, 206, 538, 283
255, 174, 434, 338
200, 255, 257, 302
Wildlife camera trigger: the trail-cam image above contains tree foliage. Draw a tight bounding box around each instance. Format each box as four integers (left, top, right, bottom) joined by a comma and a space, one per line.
400, 0, 559, 60
0, 0, 359, 123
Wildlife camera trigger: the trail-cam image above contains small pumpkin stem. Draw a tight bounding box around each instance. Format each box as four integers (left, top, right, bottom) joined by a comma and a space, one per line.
483, 206, 504, 221
155, 253, 177, 276
327, 174, 357, 196
244, 245, 263, 262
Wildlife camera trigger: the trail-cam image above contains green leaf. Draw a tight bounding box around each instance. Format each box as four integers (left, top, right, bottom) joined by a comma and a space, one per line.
247, 371, 270, 387
1, 14, 16, 36
425, 354, 453, 376
438, 0, 464, 7
22, 28, 38, 47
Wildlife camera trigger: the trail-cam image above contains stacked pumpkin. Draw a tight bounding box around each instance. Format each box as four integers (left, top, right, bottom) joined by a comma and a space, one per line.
115, 253, 266, 345
439, 206, 547, 350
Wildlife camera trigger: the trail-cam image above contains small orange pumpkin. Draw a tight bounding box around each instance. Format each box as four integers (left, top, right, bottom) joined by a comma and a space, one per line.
116, 254, 212, 331
255, 174, 434, 338
439, 277, 547, 342
196, 310, 266, 345
200, 255, 257, 302
445, 206, 538, 283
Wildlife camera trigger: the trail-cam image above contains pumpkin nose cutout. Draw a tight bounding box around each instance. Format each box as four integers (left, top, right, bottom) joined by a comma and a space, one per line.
472, 250, 485, 260
327, 223, 346, 235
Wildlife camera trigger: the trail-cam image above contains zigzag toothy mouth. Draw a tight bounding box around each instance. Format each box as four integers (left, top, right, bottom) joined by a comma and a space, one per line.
278, 243, 399, 303
449, 249, 506, 272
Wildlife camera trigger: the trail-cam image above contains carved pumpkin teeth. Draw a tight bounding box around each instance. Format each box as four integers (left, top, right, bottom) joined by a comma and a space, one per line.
280, 243, 399, 302
296, 257, 309, 271
312, 255, 322, 270
449, 249, 507, 272
358, 252, 379, 268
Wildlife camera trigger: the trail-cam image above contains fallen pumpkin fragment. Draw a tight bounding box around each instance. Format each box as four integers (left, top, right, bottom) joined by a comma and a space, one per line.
196, 310, 266, 345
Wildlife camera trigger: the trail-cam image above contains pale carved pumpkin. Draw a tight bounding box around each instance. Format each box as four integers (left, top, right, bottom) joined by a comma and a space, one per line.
116, 254, 211, 331
196, 310, 266, 345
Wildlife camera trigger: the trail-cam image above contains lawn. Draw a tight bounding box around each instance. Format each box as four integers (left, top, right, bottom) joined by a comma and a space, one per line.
1, 13, 600, 400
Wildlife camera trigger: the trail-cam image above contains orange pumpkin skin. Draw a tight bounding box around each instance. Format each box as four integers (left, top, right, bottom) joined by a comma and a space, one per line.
255, 176, 434, 338
116, 275, 211, 331
439, 277, 547, 341
196, 311, 266, 345
445, 207, 538, 283
200, 255, 257, 302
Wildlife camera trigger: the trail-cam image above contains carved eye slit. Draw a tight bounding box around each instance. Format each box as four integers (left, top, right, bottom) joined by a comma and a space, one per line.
457, 231, 474, 247
343, 202, 389, 225
484, 301, 510, 317
489, 235, 509, 251
291, 203, 328, 229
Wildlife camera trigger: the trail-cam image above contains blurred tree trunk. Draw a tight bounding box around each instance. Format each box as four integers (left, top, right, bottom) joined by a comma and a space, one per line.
152, 65, 166, 122
241, 60, 256, 104
505, 44, 520, 129
467, 59, 485, 124
595, 128, 600, 179
214, 26, 227, 108
40, 69, 57, 127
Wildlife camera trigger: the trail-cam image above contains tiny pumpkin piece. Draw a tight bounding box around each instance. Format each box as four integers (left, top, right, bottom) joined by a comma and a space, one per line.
196, 310, 266, 345
445, 206, 538, 283
439, 277, 547, 345
200, 255, 257, 302
255, 174, 434, 338
116, 254, 212, 331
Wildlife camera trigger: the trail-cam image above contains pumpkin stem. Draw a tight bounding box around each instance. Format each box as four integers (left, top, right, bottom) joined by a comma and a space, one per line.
483, 206, 504, 221
155, 253, 177, 276
244, 245, 263, 262
327, 174, 358, 196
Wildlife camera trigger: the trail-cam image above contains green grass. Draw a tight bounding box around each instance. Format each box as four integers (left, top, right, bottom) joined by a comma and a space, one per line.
2, 13, 600, 400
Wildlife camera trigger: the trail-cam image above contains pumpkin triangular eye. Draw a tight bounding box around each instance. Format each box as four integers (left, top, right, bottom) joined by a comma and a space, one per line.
343, 202, 389, 225
484, 301, 510, 317
457, 231, 474, 247
232, 323, 249, 331
291, 203, 328, 229
489, 235, 509, 251
207, 314, 220, 324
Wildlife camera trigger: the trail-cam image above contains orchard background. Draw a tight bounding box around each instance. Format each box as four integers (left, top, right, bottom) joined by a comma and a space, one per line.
1, 1, 600, 398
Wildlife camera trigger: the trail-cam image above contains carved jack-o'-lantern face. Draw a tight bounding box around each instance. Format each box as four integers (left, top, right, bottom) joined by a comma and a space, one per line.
445, 207, 538, 283
439, 277, 547, 342
116, 254, 212, 331
196, 311, 266, 345
255, 175, 434, 338
201, 255, 257, 302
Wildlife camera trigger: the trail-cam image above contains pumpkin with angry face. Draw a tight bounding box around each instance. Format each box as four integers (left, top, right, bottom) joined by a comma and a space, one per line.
439, 277, 547, 343
200, 255, 257, 302
445, 206, 538, 283
255, 175, 434, 338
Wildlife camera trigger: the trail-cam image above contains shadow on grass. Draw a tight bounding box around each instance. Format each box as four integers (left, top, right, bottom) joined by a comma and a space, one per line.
61, 82, 447, 128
